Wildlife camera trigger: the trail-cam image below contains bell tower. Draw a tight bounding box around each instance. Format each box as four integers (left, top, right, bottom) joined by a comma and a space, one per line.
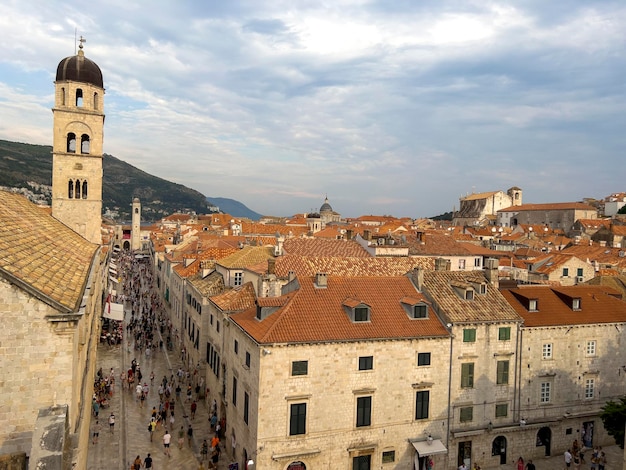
131, 198, 142, 251
51, 38, 105, 244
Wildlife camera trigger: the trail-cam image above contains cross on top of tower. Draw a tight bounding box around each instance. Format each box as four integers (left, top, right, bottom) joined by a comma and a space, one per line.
79, 35, 86, 50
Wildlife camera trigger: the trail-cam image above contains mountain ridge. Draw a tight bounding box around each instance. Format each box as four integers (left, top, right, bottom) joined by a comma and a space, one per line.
0, 139, 263, 221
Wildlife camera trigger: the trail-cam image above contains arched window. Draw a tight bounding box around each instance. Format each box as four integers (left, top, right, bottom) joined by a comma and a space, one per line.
81, 134, 90, 154
82, 181, 88, 199
94, 92, 99, 110
67, 133, 76, 153
68, 180, 74, 198
75, 179, 81, 199
76, 88, 83, 107
61, 87, 66, 106
135, 208, 139, 214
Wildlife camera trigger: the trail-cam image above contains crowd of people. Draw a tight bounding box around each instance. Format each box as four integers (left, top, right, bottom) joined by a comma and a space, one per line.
92, 250, 226, 469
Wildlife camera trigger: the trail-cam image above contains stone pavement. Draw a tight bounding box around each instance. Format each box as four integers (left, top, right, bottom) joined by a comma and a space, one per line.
87, 327, 236, 470
481, 443, 624, 470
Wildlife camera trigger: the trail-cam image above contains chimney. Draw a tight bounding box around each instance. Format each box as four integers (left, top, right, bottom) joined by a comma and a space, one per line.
268, 258, 276, 275
288, 271, 296, 283
412, 267, 424, 291
484, 257, 499, 288
346, 229, 353, 240
315, 272, 328, 288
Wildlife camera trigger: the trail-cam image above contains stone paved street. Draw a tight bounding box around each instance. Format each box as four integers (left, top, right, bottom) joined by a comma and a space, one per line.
87, 331, 236, 470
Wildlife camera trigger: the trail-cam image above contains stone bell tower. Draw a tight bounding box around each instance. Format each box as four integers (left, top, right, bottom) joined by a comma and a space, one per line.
131, 198, 142, 251
51, 38, 105, 244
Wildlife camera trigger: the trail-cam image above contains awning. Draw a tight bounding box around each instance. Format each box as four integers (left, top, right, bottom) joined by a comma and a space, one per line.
103, 302, 124, 321
412, 439, 448, 457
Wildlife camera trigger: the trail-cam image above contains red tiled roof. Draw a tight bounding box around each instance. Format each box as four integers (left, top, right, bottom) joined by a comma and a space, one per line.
231, 276, 450, 344
498, 202, 597, 212
283, 238, 371, 257
501, 285, 626, 327
274, 255, 433, 277
210, 282, 256, 312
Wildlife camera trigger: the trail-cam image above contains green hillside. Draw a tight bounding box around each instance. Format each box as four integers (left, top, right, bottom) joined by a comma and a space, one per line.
0, 139, 211, 221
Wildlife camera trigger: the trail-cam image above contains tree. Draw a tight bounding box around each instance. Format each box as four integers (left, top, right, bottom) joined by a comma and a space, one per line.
600, 397, 626, 448
619, 205, 626, 215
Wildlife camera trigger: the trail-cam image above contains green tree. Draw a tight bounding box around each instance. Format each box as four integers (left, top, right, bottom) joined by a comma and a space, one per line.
600, 397, 626, 448
619, 205, 626, 215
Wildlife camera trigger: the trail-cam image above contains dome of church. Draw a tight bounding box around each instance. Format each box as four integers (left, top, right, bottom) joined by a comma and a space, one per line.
56, 47, 103, 88
320, 197, 333, 213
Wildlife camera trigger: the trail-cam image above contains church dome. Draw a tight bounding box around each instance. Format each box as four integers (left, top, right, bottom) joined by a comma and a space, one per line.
56, 47, 103, 88
320, 197, 333, 213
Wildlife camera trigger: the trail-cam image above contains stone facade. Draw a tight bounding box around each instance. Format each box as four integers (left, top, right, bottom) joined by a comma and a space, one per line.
51, 47, 105, 245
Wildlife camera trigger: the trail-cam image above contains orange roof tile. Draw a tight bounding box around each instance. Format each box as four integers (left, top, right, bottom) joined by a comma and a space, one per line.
501, 285, 626, 327
0, 191, 98, 312
283, 238, 370, 257
231, 276, 450, 344
274, 255, 433, 277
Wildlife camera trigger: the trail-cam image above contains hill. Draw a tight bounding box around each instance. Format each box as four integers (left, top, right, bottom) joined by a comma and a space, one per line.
0, 139, 212, 221
205, 197, 262, 220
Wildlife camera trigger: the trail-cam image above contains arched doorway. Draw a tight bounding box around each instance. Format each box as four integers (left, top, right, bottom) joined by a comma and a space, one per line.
123, 240, 130, 250
537, 427, 551, 456
492, 436, 507, 465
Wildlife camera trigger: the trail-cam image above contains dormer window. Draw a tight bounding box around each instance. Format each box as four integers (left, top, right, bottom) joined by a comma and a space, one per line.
344, 298, 371, 322
412, 304, 428, 319
465, 289, 474, 300
451, 281, 475, 300
401, 297, 429, 319
529, 299, 538, 312
572, 298, 581, 310
354, 306, 370, 322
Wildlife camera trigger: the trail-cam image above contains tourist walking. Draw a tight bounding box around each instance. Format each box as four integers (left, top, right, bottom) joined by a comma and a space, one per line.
108, 413, 115, 433
187, 424, 194, 447
163, 429, 172, 457
144, 453, 153, 469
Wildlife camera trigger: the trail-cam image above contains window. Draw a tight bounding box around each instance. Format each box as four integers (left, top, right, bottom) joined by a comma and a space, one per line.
585, 379, 595, 399
382, 451, 395, 463
82, 180, 88, 199
245, 351, 251, 368
76, 88, 83, 106
412, 304, 428, 318
234, 272, 243, 286
540, 382, 551, 403
356, 396, 372, 427
232, 377, 238, 406
216, 321, 220, 333
474, 258, 481, 267
573, 298, 581, 310
459, 259, 466, 270
417, 352, 431, 366
586, 340, 596, 357
289, 403, 306, 435
354, 306, 370, 322
244, 392, 249, 425
577, 268, 584, 277
498, 327, 511, 341
94, 92, 99, 110
415, 391, 429, 420
80, 134, 90, 154
461, 363, 474, 388
495, 403, 508, 417
562, 267, 569, 277
67, 132, 76, 152
542, 343, 553, 360
463, 329, 476, 342
465, 289, 474, 300
529, 299, 538, 312
353, 455, 371, 470
359, 356, 373, 371
234, 340, 239, 354
291, 360, 308, 376
68, 180, 74, 198
460, 406, 473, 422
496, 360, 509, 385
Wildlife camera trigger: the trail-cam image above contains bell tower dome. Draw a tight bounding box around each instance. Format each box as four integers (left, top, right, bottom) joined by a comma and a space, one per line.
51, 37, 105, 244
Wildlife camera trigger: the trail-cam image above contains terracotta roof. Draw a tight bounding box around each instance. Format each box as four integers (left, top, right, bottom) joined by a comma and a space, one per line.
461, 191, 499, 201
530, 254, 580, 275
498, 202, 597, 212
210, 282, 256, 312
406, 231, 475, 256
501, 285, 626, 327
274, 255, 434, 277
175, 247, 239, 278
421, 270, 523, 323
187, 270, 225, 298
217, 246, 275, 269
231, 275, 450, 344
282, 238, 371, 257
0, 191, 98, 312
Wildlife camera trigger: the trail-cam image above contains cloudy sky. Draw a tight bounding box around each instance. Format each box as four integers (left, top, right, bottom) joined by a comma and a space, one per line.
1, 1, 624, 218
